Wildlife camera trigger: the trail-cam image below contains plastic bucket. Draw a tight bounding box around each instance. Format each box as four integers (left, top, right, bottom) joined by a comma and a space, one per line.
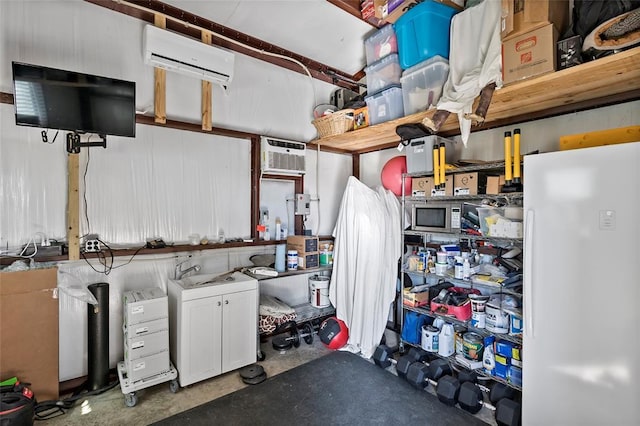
469, 294, 489, 329
421, 325, 440, 353
309, 275, 330, 308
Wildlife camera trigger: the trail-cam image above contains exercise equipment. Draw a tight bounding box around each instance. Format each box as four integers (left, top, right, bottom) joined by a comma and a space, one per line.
452, 379, 521, 426
405, 358, 452, 389
271, 322, 316, 351
318, 317, 349, 350
239, 364, 267, 385
372, 345, 428, 379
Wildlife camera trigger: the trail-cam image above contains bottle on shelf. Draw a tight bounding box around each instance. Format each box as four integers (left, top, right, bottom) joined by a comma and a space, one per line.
462, 258, 471, 281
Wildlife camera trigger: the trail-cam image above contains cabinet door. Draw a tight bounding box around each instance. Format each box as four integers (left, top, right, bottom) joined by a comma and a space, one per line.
180, 296, 223, 386
221, 289, 257, 373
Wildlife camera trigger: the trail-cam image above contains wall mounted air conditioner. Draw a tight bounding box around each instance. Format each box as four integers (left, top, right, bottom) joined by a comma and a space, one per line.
143, 25, 235, 85
261, 136, 306, 175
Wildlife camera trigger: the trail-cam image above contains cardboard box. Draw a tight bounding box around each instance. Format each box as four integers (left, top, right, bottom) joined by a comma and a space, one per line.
0, 268, 59, 401
402, 287, 430, 307
382, 0, 463, 24
298, 252, 319, 269
502, 23, 558, 85
501, 0, 569, 41
374, 0, 404, 19
557, 35, 582, 70
453, 172, 490, 196
485, 174, 506, 195
287, 235, 319, 254
411, 175, 453, 197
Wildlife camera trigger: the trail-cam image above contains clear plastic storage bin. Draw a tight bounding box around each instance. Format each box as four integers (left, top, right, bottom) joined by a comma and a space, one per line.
364, 85, 404, 126
364, 24, 398, 65
400, 56, 449, 115
365, 53, 402, 95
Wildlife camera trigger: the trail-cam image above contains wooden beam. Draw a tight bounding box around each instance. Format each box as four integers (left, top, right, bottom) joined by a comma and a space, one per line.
352, 152, 360, 179
251, 137, 260, 241
153, 14, 167, 124
66, 154, 80, 261
201, 31, 213, 131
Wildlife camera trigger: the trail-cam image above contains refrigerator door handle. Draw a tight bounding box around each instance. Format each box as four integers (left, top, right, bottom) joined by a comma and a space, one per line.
524, 209, 534, 337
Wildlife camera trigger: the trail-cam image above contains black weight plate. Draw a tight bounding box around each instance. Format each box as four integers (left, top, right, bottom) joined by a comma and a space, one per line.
272, 336, 292, 351
239, 364, 265, 380
242, 372, 267, 385
289, 328, 301, 348
303, 323, 314, 345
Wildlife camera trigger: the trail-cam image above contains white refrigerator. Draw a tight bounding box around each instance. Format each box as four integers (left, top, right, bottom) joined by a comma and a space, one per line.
523, 142, 639, 425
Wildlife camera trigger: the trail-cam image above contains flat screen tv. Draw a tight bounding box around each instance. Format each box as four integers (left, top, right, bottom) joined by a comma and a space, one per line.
11, 62, 136, 137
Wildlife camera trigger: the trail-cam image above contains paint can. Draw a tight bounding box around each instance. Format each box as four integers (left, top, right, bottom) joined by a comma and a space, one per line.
438, 323, 455, 357
434, 262, 448, 276
421, 325, 440, 353
436, 251, 448, 264
469, 294, 489, 329
287, 250, 298, 271
486, 303, 509, 334
462, 332, 484, 361
309, 275, 331, 308
454, 325, 466, 356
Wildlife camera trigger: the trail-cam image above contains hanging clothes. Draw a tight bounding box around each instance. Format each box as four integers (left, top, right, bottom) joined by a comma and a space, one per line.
436, 0, 503, 146
329, 176, 401, 358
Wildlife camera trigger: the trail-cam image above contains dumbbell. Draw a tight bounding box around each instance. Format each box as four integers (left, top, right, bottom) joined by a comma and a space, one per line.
271, 322, 316, 351
372, 345, 429, 379
451, 378, 521, 426
405, 358, 452, 390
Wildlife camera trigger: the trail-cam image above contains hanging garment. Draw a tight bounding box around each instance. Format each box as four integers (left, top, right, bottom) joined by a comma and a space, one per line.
436, 0, 503, 146
329, 176, 401, 358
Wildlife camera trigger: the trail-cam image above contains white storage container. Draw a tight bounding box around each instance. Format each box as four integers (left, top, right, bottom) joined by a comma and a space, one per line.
364, 24, 398, 65
405, 135, 457, 174
123, 288, 168, 325
400, 56, 449, 115
364, 53, 402, 95
364, 85, 404, 125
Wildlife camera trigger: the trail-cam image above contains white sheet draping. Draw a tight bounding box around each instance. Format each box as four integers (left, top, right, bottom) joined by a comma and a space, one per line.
436, 0, 503, 146
329, 176, 401, 358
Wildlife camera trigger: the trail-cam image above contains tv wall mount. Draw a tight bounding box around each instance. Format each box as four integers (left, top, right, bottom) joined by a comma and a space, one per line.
66, 132, 107, 154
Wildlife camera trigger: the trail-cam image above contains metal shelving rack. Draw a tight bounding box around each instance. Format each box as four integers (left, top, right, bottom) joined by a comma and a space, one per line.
398, 161, 524, 392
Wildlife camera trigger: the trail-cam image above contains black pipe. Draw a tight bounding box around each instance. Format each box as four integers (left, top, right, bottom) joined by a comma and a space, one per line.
87, 282, 109, 391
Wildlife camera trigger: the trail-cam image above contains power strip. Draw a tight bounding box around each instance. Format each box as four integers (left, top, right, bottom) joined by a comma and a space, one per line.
84, 234, 101, 253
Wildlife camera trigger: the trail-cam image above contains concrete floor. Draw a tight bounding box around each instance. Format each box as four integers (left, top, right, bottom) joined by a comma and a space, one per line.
43, 337, 331, 426
42, 337, 498, 426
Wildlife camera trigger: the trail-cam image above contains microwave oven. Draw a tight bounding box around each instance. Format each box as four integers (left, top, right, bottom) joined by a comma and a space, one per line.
411, 201, 462, 233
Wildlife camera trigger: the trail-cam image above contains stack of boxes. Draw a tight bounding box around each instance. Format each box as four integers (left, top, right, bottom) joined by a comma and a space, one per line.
491, 340, 523, 387
501, 0, 570, 84
287, 235, 319, 270
123, 288, 171, 382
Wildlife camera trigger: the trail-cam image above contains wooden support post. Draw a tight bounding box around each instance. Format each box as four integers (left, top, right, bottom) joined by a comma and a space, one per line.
154, 15, 167, 124
201, 31, 213, 131
66, 153, 80, 261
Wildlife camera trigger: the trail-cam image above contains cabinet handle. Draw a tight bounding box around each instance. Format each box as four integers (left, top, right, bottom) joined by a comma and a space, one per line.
524, 209, 534, 338
225, 300, 229, 305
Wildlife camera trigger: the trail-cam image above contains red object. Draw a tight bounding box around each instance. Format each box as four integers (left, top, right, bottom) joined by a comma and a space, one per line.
430, 287, 481, 321
319, 317, 349, 350
381, 155, 411, 196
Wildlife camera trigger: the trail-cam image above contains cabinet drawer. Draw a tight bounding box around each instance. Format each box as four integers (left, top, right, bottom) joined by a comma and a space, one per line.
125, 330, 169, 361
125, 350, 170, 382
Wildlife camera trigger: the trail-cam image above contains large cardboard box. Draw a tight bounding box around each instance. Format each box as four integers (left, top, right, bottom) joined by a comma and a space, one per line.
501, 0, 569, 40
502, 23, 558, 85
485, 174, 506, 195
287, 235, 319, 254
453, 172, 489, 196
411, 175, 453, 197
0, 268, 59, 401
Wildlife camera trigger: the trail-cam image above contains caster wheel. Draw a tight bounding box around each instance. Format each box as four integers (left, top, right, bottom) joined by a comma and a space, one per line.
124, 392, 137, 407
169, 379, 179, 393
257, 351, 266, 362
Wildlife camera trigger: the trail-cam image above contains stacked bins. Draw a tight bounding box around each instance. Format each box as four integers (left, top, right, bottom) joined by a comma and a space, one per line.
123, 288, 171, 382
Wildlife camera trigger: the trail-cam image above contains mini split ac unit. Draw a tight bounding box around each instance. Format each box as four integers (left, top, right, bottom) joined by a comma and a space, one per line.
261, 136, 306, 175
143, 25, 235, 85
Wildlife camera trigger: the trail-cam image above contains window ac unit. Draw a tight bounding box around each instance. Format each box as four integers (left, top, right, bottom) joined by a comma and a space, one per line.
261, 137, 306, 175
143, 25, 235, 85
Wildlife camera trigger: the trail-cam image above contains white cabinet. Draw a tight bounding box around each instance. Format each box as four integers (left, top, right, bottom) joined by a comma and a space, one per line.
167, 272, 258, 387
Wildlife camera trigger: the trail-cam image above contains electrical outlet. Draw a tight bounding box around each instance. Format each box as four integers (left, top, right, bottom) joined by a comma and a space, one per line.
84, 234, 101, 253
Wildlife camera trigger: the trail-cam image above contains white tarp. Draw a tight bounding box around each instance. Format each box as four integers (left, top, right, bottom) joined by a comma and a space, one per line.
436, 0, 503, 146
329, 177, 401, 358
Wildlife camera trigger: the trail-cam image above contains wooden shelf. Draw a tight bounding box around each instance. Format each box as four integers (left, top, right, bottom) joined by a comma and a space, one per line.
310, 47, 640, 154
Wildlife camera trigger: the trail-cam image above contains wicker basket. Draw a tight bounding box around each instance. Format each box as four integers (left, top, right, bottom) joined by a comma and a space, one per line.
312, 108, 355, 138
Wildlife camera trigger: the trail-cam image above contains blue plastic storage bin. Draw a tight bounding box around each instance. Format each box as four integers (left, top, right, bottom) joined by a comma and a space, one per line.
394, 0, 458, 70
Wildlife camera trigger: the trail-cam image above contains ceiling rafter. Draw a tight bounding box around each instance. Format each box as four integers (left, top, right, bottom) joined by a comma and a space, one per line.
84, 0, 362, 91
